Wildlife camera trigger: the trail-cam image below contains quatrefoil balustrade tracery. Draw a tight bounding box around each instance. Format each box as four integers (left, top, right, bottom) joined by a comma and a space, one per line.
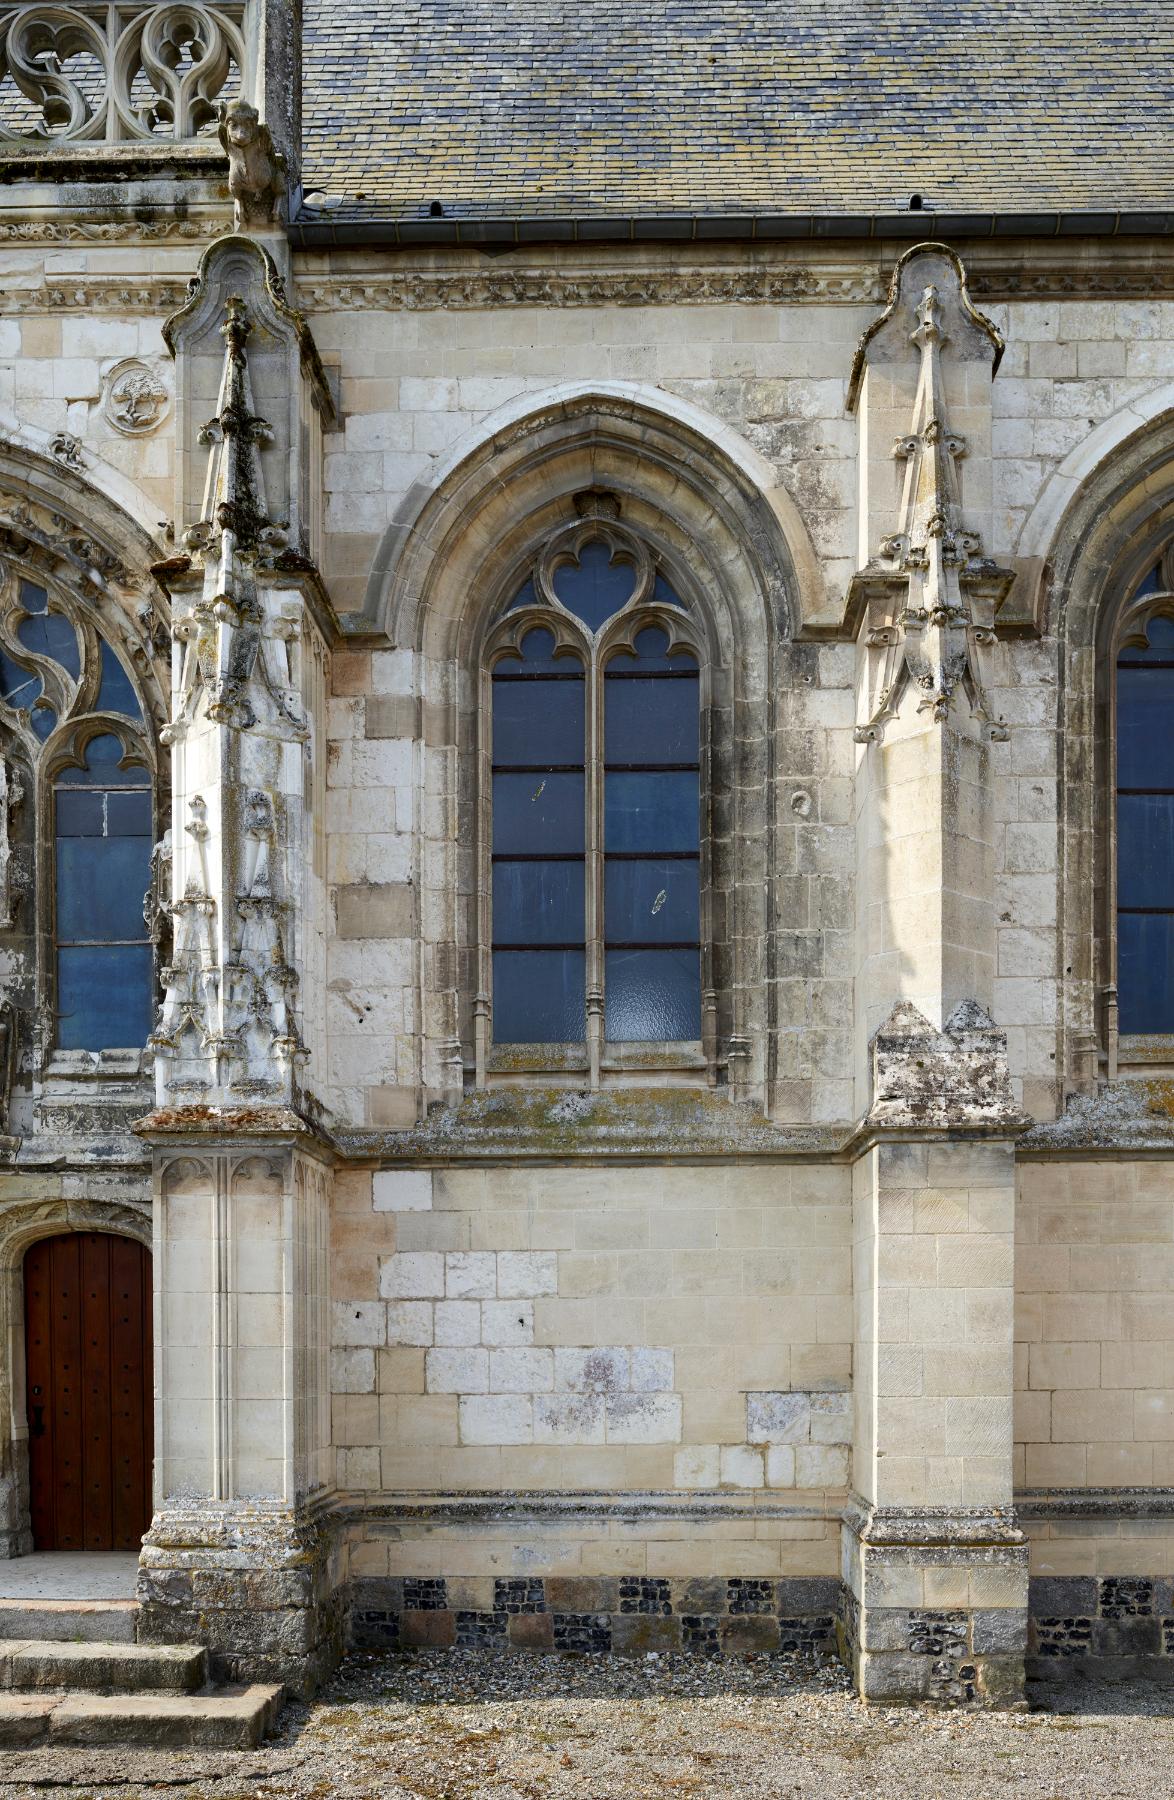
0, 1, 245, 144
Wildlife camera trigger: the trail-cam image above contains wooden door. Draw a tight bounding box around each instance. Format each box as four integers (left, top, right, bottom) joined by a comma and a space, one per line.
24, 1233, 152, 1553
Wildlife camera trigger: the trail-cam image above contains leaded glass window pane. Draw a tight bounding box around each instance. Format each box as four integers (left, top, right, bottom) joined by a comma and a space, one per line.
1117, 614, 1174, 1033
491, 630, 586, 1043
54, 739, 153, 1051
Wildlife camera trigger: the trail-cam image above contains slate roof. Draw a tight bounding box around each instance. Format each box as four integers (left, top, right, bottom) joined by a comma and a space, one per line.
299, 0, 1174, 230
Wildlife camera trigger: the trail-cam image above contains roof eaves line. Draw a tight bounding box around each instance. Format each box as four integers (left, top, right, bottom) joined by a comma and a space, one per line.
287, 209, 1174, 248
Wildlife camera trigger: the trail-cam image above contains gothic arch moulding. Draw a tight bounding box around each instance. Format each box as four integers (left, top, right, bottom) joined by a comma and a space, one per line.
365, 380, 827, 654
1014, 384, 1174, 641
1036, 404, 1174, 1098
361, 382, 822, 1111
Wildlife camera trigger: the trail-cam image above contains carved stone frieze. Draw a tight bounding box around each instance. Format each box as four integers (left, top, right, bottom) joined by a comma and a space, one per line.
103, 359, 170, 436
292, 255, 1174, 314
0, 218, 215, 242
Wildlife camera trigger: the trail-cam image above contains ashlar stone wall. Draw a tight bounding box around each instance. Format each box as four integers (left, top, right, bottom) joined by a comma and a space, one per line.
331, 1163, 852, 1498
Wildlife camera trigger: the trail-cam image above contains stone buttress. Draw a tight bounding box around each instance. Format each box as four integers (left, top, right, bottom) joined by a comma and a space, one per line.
136, 225, 341, 1695
845, 245, 1029, 1705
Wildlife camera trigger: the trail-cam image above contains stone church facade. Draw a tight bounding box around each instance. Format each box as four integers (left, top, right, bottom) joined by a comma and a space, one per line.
0, 0, 1171, 1708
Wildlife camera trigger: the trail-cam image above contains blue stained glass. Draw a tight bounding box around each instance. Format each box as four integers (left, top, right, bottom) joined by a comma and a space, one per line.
1119, 914, 1174, 1033
56, 790, 105, 837
504, 577, 537, 613
0, 649, 42, 713
493, 949, 585, 1042
56, 944, 153, 1051
552, 539, 635, 631
96, 639, 143, 720
494, 628, 580, 677
106, 789, 152, 836
605, 858, 699, 945
605, 675, 699, 763
30, 705, 56, 740
604, 948, 701, 1041
56, 836, 151, 939
1128, 565, 1163, 605
605, 771, 698, 853
18, 580, 48, 614
493, 771, 584, 856
68, 733, 145, 785
652, 572, 685, 608
493, 860, 585, 946
1118, 795, 1174, 909
17, 610, 80, 680
1118, 666, 1174, 788
493, 676, 584, 767
608, 626, 694, 674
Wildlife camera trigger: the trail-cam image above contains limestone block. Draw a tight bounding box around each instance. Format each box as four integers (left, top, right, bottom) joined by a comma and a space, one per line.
426, 1348, 489, 1394
333, 1302, 386, 1347
481, 1301, 535, 1345
498, 1252, 558, 1298
386, 1303, 434, 1346
534, 1394, 606, 1445
433, 1302, 481, 1346
380, 1253, 445, 1299
674, 1445, 720, 1487
720, 1445, 764, 1488
331, 1349, 375, 1394
554, 1348, 629, 1392
605, 1394, 682, 1444
373, 1172, 433, 1212
445, 1252, 497, 1299
489, 1349, 554, 1393
460, 1395, 533, 1445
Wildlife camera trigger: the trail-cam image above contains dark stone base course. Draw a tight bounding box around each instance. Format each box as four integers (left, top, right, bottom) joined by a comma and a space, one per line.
1027, 1577, 1174, 1683
346, 1575, 841, 1659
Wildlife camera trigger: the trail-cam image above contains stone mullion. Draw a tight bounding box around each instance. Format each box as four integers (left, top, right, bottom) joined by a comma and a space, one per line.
586, 639, 604, 1089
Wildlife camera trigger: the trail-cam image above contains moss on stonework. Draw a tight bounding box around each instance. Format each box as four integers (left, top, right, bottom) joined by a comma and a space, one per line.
342, 1086, 840, 1164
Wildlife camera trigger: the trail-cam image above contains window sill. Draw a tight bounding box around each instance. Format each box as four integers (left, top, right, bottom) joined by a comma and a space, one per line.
1117, 1035, 1174, 1072
42, 1049, 150, 1084
485, 1040, 710, 1089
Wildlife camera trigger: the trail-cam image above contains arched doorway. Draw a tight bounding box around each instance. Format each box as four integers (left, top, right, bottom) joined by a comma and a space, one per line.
23, 1233, 152, 1552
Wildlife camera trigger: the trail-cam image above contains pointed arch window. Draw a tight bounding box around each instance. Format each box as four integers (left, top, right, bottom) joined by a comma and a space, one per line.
1114, 544, 1174, 1043
0, 566, 156, 1057
481, 515, 708, 1085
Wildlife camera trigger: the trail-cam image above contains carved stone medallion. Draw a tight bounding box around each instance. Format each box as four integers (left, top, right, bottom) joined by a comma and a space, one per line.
103, 360, 170, 436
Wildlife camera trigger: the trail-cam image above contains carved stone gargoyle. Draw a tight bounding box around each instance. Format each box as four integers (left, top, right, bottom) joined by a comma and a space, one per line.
218, 99, 286, 229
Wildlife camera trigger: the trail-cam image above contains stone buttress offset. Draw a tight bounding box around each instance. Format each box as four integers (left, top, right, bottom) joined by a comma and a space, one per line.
136, 233, 341, 1696
845, 245, 1029, 1706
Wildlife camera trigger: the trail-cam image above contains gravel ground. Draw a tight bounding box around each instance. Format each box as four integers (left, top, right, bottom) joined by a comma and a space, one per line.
0, 1650, 1171, 1799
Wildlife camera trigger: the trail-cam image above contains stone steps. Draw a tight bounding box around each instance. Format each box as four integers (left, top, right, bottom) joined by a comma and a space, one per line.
0, 1684, 284, 1748
0, 1599, 138, 1643
0, 1639, 207, 1692
0, 1638, 283, 1748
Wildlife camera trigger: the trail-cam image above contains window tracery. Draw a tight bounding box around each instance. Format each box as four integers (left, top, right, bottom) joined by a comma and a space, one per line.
0, 558, 156, 1059
1110, 540, 1174, 1058
479, 511, 710, 1089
